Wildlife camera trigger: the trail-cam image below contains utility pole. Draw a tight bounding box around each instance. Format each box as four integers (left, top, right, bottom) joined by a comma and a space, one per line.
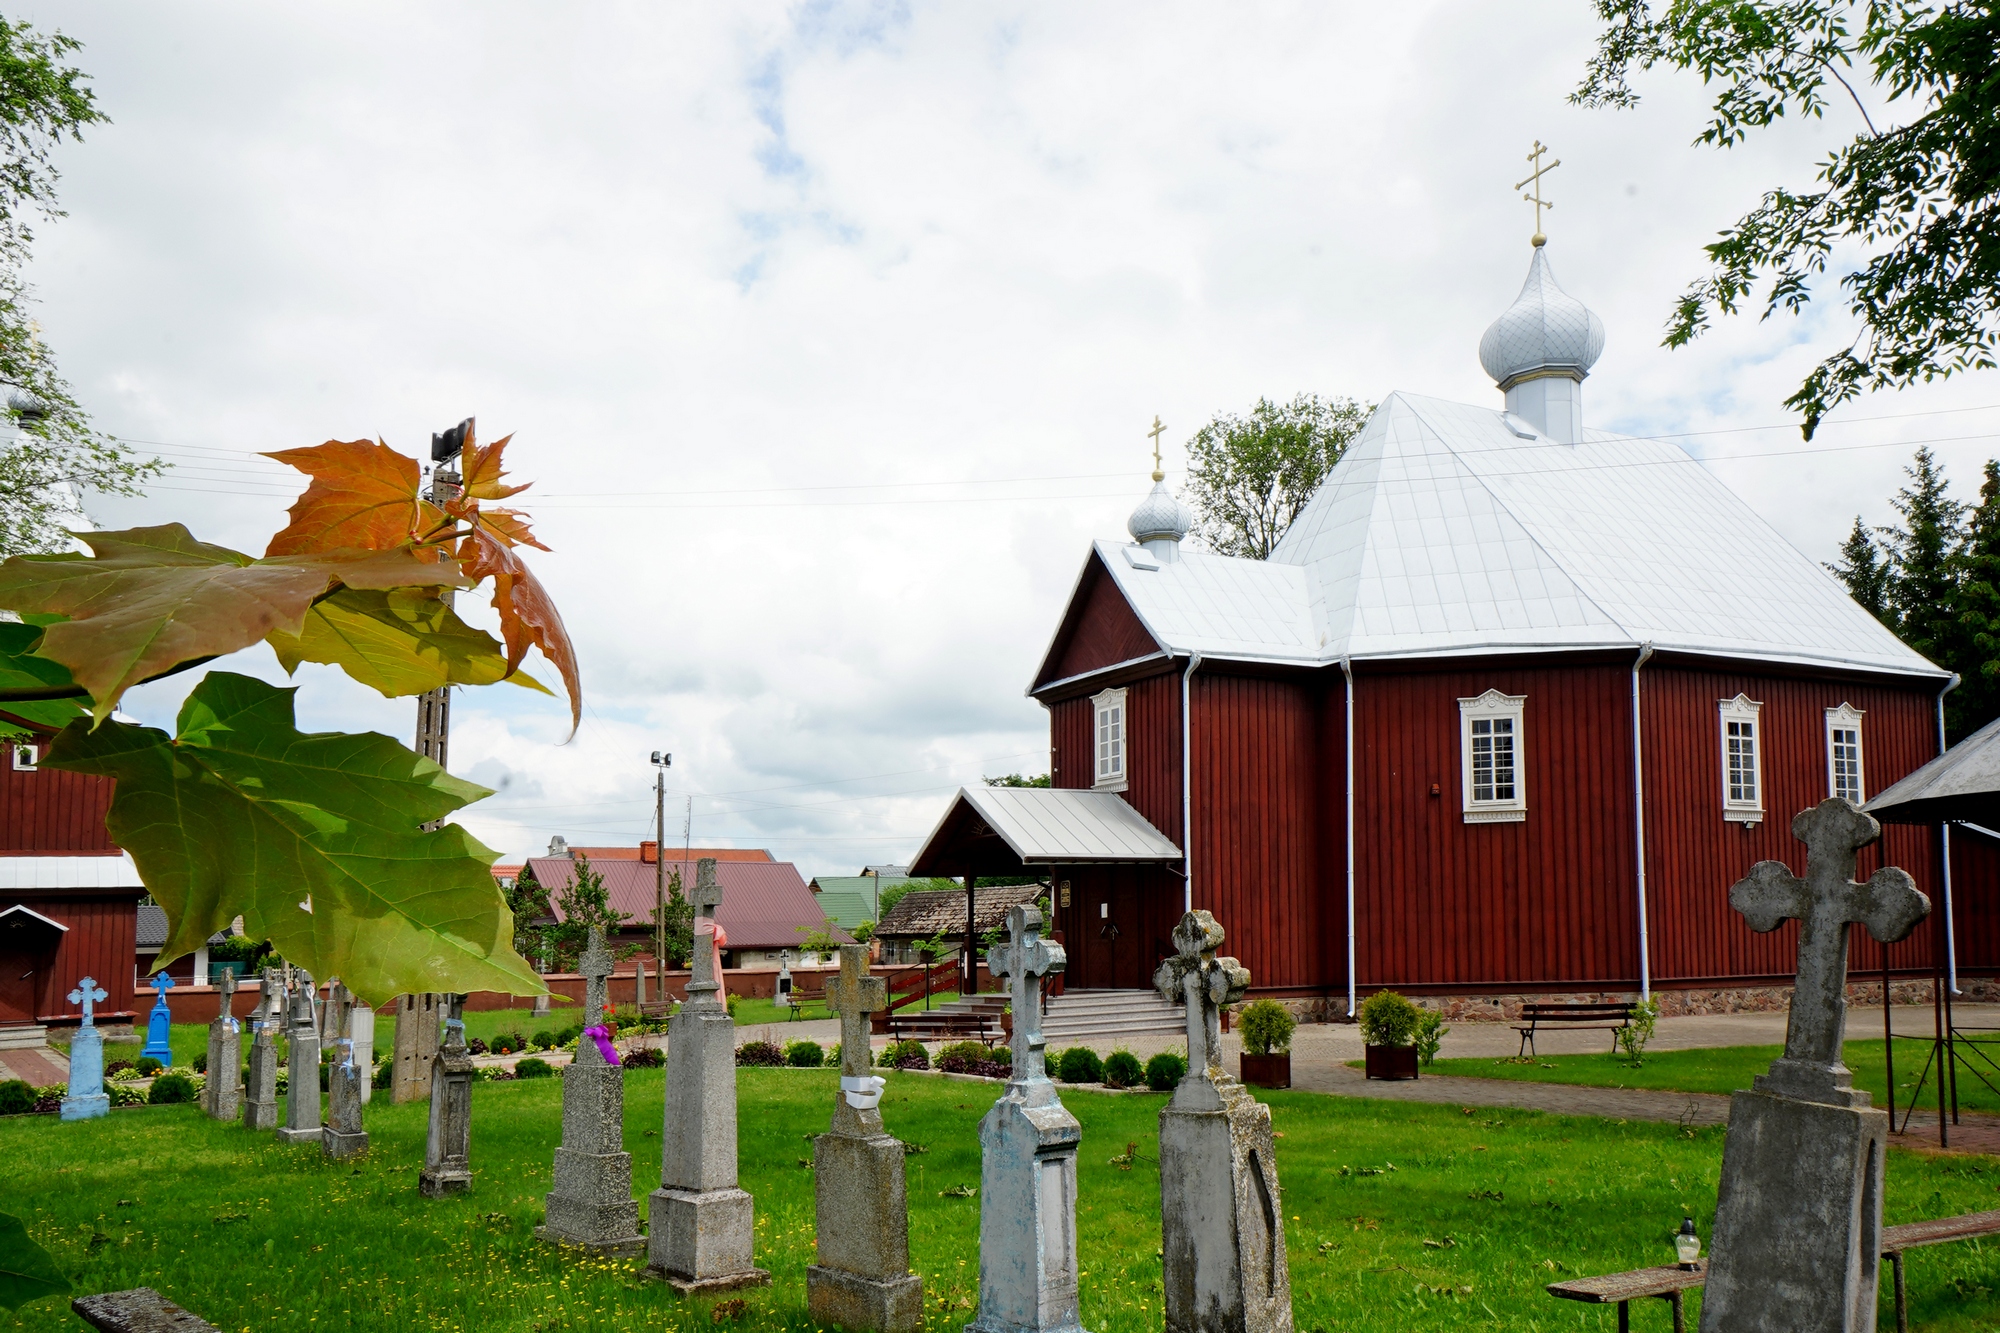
392, 417, 471, 1105
651, 751, 672, 967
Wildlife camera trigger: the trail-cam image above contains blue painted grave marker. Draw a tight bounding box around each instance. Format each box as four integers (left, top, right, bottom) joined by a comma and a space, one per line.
140, 971, 174, 1065
61, 976, 110, 1121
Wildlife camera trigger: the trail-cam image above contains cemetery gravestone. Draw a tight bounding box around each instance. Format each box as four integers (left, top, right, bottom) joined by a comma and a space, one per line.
807, 943, 922, 1331
647, 858, 770, 1293
242, 972, 281, 1132
350, 1003, 376, 1104
323, 982, 368, 1158
1700, 799, 1931, 1333
201, 971, 243, 1122
537, 928, 644, 1253
636, 959, 647, 1008
392, 992, 442, 1103
776, 953, 793, 1010
969, 904, 1087, 1333
139, 971, 174, 1066
421, 995, 475, 1197
1153, 911, 1293, 1333
276, 970, 323, 1145
60, 977, 109, 1122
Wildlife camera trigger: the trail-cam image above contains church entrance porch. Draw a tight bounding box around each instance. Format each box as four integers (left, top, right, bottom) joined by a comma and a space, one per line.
1053, 865, 1184, 992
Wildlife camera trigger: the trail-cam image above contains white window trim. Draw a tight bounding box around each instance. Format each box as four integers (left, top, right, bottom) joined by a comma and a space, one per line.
1826, 702, 1866, 805
1092, 686, 1128, 792
1719, 694, 1765, 824
9, 743, 35, 772
1458, 689, 1527, 823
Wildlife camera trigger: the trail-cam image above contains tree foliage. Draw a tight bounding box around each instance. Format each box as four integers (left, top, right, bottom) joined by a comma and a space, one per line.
982, 772, 1050, 788
1576, 1, 2000, 435
0, 1210, 68, 1310
653, 865, 694, 967
1182, 394, 1370, 557
0, 20, 160, 553
0, 426, 580, 1005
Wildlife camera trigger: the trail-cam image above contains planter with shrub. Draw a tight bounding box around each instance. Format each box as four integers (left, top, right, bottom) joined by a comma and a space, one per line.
1358, 990, 1421, 1080
1237, 999, 1296, 1089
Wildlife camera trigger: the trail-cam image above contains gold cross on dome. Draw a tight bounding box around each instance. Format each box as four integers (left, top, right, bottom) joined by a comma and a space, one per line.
1147, 415, 1167, 481
1514, 140, 1560, 247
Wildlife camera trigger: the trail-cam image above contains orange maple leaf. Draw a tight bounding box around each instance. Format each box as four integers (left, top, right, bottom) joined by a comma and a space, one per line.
460, 431, 532, 502
459, 529, 581, 734
264, 440, 446, 556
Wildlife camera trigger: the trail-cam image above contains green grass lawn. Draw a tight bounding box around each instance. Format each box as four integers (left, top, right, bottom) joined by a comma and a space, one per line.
4, 1069, 1996, 1331
1419, 1038, 2000, 1116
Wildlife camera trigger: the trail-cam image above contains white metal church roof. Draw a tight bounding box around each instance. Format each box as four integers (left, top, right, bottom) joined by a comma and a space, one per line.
1085, 392, 1943, 680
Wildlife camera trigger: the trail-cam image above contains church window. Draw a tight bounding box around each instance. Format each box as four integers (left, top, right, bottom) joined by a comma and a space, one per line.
1719, 695, 1764, 823
1092, 687, 1127, 790
1826, 703, 1865, 804
1458, 690, 1526, 823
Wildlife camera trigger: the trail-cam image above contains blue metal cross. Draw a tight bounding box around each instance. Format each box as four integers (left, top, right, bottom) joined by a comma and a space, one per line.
150, 971, 174, 999
67, 976, 107, 1022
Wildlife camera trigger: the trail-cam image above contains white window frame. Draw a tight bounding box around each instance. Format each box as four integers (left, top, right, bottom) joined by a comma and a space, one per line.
10, 743, 35, 772
1092, 687, 1128, 791
1458, 690, 1527, 823
1719, 694, 1765, 823
1826, 702, 1865, 805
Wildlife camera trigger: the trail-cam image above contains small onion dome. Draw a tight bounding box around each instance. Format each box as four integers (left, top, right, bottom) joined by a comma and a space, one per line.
1477, 246, 1605, 390
1128, 478, 1192, 545
6, 389, 48, 424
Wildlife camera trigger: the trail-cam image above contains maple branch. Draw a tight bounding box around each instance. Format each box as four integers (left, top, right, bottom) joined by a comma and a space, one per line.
0, 652, 219, 703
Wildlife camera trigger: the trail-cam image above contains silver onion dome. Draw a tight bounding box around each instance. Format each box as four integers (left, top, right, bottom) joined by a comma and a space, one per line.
1128, 478, 1192, 545
1477, 246, 1605, 390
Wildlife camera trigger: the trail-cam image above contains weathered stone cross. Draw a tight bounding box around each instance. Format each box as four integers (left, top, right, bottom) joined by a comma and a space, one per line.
988, 904, 1064, 1083
1731, 798, 1930, 1103
218, 968, 238, 1029
687, 859, 724, 1007
826, 943, 887, 1119
68, 976, 107, 1023
579, 925, 613, 1028
1152, 910, 1250, 1082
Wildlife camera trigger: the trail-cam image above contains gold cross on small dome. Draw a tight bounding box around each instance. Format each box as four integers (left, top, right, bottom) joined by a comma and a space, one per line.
1515, 140, 1560, 247
1147, 415, 1167, 481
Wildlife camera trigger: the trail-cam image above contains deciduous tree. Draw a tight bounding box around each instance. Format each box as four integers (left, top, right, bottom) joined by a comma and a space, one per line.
1183, 394, 1369, 557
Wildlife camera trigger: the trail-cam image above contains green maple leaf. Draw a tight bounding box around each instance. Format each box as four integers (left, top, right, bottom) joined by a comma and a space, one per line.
266, 586, 550, 698
0, 1212, 71, 1311
0, 622, 87, 736
43, 671, 544, 1007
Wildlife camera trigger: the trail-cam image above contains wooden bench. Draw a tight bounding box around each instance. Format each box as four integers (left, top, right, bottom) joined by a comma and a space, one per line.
784, 978, 826, 1021
1514, 1002, 1636, 1057
1547, 1260, 1704, 1332
885, 1011, 1001, 1046
1548, 1208, 2000, 1333
1882, 1207, 2000, 1333
74, 1288, 222, 1332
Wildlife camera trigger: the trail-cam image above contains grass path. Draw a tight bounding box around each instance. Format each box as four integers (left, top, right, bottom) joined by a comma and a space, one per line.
4, 1069, 1998, 1331
1421, 1038, 2000, 1116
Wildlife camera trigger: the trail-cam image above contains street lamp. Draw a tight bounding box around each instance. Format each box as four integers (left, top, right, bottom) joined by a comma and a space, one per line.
651, 751, 672, 969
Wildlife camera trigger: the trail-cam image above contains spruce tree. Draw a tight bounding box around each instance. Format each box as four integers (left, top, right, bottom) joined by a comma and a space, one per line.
1881, 447, 1965, 677
1828, 516, 1896, 628
1954, 459, 2000, 738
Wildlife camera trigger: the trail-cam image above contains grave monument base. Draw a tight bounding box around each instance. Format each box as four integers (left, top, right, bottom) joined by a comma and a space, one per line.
1699, 1090, 1886, 1333
421, 1169, 472, 1199
322, 1126, 369, 1159
645, 1185, 770, 1294
274, 1125, 322, 1146
60, 1093, 108, 1122
534, 1223, 645, 1259
807, 1265, 924, 1331
1159, 1079, 1293, 1333
242, 1096, 278, 1132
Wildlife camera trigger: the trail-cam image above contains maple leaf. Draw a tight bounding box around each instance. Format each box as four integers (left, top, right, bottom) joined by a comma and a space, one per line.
43, 672, 546, 1007
0, 622, 88, 734
267, 585, 551, 698
0, 1212, 70, 1312
0, 525, 463, 720
459, 430, 532, 502
263, 438, 448, 556
460, 528, 581, 734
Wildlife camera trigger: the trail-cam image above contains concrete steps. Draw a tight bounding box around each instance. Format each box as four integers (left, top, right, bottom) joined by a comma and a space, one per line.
1042, 989, 1184, 1046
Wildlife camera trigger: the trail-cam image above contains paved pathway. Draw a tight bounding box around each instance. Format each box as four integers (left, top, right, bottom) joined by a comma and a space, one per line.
0, 1046, 67, 1086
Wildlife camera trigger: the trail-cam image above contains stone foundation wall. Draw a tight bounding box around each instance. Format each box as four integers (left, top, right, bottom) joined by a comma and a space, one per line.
1268, 975, 2000, 1024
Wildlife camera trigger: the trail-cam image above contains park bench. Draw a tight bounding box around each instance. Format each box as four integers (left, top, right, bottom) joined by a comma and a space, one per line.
785, 974, 827, 1021
886, 1010, 1002, 1046
1513, 1001, 1636, 1057
1547, 1208, 2000, 1332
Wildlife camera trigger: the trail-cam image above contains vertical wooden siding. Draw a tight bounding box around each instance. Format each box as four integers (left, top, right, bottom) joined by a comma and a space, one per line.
5, 895, 142, 1020
1346, 661, 1640, 988
1948, 827, 2000, 973
0, 756, 117, 852
1640, 664, 1942, 983
1037, 557, 1163, 687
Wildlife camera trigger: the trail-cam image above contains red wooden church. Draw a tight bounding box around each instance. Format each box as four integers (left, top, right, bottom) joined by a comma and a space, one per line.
915, 241, 1994, 1011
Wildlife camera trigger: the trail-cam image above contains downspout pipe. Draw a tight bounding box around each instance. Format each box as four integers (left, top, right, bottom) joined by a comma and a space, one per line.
1181, 652, 1202, 914
1630, 643, 1654, 1003
1938, 674, 1962, 994
1341, 657, 1357, 1018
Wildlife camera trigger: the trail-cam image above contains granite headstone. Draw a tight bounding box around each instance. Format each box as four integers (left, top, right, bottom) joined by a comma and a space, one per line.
538, 928, 644, 1253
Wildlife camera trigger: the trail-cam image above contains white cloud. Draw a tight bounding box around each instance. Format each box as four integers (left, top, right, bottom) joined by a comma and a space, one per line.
16, 0, 1993, 875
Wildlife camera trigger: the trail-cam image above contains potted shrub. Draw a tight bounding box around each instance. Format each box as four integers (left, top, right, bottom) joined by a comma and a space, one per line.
1237, 999, 1296, 1088
1358, 991, 1421, 1080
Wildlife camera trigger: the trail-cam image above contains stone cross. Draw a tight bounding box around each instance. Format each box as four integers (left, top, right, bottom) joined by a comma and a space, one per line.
826, 944, 888, 1125
579, 926, 613, 1028
1730, 798, 1930, 1104
68, 977, 107, 1023
1153, 910, 1250, 1083
987, 904, 1064, 1084
686, 858, 724, 1005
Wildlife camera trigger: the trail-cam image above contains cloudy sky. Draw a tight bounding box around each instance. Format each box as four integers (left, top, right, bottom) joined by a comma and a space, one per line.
15, 1, 1995, 878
